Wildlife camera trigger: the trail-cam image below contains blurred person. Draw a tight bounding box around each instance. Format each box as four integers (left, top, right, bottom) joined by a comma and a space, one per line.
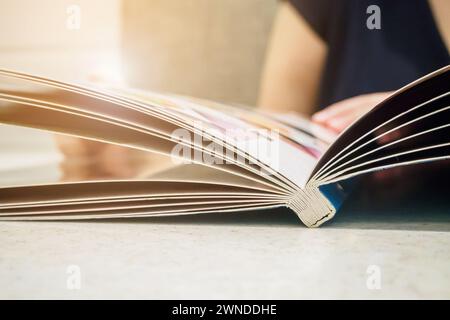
259, 0, 450, 133
57, 0, 449, 180
259, 0, 449, 198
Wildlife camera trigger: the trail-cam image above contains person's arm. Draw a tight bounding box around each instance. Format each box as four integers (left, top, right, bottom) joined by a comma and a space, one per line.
259, 2, 394, 133
258, 1, 326, 115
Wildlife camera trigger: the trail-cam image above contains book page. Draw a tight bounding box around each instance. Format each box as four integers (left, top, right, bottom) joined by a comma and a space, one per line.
114, 91, 319, 188
0, 70, 294, 191
311, 65, 450, 181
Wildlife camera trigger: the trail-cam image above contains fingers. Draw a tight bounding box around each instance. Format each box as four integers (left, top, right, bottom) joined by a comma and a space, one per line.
312, 96, 366, 123
55, 135, 107, 158
312, 91, 393, 133
324, 112, 363, 132
55, 135, 132, 180
54, 134, 169, 181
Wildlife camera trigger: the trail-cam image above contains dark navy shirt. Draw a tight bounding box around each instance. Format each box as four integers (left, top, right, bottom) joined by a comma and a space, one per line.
289, 0, 450, 110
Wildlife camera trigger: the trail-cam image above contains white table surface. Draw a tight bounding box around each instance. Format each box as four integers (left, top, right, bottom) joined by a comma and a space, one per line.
1, 202, 449, 299
1, 125, 449, 299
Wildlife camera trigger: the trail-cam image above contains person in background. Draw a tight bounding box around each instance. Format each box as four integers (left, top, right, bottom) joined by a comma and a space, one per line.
259, 0, 450, 133
57, 0, 449, 181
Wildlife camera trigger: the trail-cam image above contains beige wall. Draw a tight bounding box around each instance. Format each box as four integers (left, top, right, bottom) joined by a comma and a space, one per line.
0, 0, 121, 81
0, 0, 277, 102
0, 0, 121, 167
122, 0, 277, 106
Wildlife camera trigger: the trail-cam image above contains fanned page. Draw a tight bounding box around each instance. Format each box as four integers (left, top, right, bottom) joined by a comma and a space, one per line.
0, 69, 337, 226
2, 66, 447, 227
307, 65, 450, 223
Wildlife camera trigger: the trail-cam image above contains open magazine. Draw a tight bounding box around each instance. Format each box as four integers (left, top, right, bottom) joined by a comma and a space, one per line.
0, 66, 448, 227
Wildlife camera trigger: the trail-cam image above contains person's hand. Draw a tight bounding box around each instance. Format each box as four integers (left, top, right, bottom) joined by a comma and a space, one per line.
55, 135, 168, 181
312, 91, 419, 187
312, 91, 393, 133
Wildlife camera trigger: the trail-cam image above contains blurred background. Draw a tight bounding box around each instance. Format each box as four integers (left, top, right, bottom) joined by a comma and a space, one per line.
0, 0, 277, 105
0, 0, 277, 183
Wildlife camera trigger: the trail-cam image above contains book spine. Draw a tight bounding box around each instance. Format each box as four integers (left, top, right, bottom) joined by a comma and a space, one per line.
287, 186, 337, 228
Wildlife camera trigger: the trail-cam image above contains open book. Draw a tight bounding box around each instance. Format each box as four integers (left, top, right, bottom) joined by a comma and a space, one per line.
0, 66, 448, 227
